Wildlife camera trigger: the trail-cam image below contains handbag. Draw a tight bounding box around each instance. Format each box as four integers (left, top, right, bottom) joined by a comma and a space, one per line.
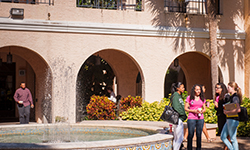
238, 107, 249, 122
160, 97, 179, 125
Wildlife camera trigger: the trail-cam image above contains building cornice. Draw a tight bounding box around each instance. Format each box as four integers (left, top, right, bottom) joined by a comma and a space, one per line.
0, 18, 245, 40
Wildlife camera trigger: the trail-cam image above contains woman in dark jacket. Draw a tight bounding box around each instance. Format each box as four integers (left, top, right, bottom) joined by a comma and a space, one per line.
214, 83, 229, 136
214, 83, 230, 150
171, 82, 187, 150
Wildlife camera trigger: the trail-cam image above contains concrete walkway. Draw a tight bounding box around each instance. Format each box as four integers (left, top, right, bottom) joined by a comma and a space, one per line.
182, 136, 250, 150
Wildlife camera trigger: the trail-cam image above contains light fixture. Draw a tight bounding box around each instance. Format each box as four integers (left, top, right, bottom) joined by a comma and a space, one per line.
184, 14, 190, 28
174, 58, 179, 67
7, 52, 12, 64
7, 47, 12, 64
10, 8, 24, 19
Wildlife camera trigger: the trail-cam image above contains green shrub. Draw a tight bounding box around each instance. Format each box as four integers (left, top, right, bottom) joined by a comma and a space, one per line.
120, 98, 170, 121
86, 95, 116, 120
203, 99, 217, 124
120, 92, 217, 123
237, 97, 250, 137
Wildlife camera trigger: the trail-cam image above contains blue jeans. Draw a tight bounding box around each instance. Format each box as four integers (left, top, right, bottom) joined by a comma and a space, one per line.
187, 119, 204, 150
220, 119, 239, 150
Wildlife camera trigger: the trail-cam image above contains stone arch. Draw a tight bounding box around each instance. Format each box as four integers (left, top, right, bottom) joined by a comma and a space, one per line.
96, 49, 144, 97
0, 45, 52, 123
76, 49, 144, 121
164, 51, 222, 99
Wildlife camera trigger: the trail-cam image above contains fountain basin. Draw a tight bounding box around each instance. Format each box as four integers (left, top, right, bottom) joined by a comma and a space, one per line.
0, 120, 173, 150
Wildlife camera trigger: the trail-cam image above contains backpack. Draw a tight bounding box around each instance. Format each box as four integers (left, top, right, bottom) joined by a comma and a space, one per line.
238, 107, 249, 122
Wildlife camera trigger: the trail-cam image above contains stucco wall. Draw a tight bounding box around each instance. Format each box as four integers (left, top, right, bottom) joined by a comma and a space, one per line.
0, 0, 244, 29
244, 0, 250, 97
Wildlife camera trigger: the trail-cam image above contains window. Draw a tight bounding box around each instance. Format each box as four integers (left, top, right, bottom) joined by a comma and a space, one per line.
164, 0, 186, 13
215, 0, 223, 15
185, 0, 206, 14
164, 0, 222, 15
0, 0, 53, 5
76, 0, 143, 11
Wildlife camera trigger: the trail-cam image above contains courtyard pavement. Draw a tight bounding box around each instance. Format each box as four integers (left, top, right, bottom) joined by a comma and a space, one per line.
182, 136, 250, 150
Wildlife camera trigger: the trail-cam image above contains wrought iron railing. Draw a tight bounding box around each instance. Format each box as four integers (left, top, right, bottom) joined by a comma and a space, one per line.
77, 0, 143, 11
0, 0, 54, 5
164, 0, 207, 15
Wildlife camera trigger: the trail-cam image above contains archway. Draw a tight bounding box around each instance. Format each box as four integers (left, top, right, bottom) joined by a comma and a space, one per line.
76, 49, 144, 122
164, 61, 186, 98
164, 52, 223, 99
0, 46, 52, 123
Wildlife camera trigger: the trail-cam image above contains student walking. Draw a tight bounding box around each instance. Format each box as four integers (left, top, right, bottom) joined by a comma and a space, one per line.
171, 82, 187, 150
214, 83, 230, 135
184, 84, 206, 150
13, 82, 34, 124
214, 83, 230, 150
220, 82, 242, 150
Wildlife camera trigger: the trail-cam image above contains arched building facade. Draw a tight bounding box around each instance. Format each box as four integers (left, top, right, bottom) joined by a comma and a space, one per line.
0, 0, 246, 123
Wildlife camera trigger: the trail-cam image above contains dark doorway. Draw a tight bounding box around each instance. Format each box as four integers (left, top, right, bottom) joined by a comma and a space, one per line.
0, 62, 17, 122
164, 63, 186, 98
76, 55, 115, 122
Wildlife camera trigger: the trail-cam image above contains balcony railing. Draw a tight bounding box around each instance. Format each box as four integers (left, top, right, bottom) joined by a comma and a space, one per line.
77, 0, 143, 11
164, 0, 207, 15
0, 0, 54, 5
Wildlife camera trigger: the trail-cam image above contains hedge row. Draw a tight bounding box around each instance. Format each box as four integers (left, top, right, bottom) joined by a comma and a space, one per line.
86, 94, 250, 136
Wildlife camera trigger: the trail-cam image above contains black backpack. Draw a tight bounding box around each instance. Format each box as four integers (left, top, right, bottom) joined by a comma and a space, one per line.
229, 94, 248, 122
238, 107, 249, 122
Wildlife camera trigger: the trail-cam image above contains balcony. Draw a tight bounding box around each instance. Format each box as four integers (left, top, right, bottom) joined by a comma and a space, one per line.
0, 0, 54, 5
164, 0, 207, 15
164, 0, 222, 15
77, 0, 143, 11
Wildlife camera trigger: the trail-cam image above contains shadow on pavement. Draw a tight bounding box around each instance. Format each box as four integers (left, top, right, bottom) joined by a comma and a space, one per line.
182, 136, 250, 150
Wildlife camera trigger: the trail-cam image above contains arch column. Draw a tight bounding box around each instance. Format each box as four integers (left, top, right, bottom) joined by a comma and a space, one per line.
142, 64, 167, 103
50, 57, 77, 123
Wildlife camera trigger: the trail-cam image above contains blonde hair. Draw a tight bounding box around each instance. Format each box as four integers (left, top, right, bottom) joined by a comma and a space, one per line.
228, 81, 242, 104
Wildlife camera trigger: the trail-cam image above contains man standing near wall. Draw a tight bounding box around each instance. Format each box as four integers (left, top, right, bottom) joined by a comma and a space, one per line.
13, 82, 34, 124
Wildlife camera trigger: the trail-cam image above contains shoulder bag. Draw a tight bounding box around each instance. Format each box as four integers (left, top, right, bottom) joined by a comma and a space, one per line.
160, 97, 179, 125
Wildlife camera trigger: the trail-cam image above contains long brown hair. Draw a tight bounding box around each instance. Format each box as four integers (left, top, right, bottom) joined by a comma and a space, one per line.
214, 83, 227, 101
190, 84, 205, 102
228, 81, 242, 104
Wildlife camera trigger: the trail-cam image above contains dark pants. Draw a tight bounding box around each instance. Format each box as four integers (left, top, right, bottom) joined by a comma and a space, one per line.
187, 119, 204, 150
17, 104, 30, 124
217, 114, 227, 136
